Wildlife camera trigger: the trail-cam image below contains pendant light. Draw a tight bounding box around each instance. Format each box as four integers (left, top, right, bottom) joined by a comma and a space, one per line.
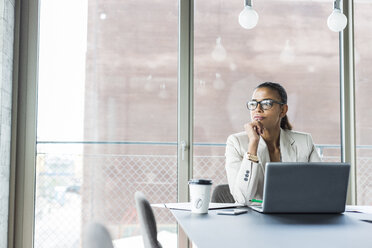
211, 37, 227, 62
327, 0, 347, 32
238, 0, 259, 30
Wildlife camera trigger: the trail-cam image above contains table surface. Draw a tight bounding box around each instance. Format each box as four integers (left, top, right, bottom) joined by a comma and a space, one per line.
170, 207, 372, 248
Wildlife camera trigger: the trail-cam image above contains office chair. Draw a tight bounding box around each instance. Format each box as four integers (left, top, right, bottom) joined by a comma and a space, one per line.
135, 191, 163, 248
83, 222, 114, 248
211, 184, 235, 203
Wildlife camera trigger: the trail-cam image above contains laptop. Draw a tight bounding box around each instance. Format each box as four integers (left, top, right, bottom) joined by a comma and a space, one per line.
249, 162, 350, 213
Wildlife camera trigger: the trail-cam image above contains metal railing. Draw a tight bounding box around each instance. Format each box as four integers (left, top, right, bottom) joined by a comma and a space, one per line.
34, 142, 372, 248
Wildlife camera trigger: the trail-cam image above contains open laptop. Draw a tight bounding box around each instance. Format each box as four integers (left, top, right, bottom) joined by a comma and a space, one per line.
249, 162, 350, 214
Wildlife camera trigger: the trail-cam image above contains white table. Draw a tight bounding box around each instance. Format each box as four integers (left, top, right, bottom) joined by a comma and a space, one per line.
170, 206, 372, 248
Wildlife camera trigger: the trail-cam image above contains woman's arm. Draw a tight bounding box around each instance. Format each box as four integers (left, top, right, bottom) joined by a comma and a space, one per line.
225, 134, 263, 204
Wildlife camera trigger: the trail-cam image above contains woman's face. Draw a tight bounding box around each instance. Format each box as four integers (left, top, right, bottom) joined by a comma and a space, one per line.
250, 87, 288, 130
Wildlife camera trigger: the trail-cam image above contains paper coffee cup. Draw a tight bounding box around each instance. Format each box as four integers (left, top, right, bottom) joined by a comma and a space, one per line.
188, 179, 212, 214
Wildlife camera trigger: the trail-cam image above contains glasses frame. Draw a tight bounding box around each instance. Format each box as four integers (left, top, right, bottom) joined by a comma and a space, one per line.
246, 99, 285, 111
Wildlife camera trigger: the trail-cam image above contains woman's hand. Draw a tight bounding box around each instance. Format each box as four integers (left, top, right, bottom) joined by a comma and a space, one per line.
244, 121, 264, 141
244, 121, 264, 155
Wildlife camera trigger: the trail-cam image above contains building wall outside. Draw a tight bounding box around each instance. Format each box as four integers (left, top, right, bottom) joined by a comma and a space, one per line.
0, 0, 15, 247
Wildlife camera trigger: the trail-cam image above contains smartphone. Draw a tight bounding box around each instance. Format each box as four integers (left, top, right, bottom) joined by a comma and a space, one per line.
217, 209, 248, 215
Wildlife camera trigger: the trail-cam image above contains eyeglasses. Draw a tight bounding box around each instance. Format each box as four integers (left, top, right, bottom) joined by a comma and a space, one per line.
246, 99, 284, 110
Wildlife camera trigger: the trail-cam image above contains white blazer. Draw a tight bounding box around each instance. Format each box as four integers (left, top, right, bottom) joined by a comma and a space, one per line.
225, 128, 321, 205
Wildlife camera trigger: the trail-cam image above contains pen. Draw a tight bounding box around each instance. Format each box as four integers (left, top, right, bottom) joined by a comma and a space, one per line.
250, 199, 263, 203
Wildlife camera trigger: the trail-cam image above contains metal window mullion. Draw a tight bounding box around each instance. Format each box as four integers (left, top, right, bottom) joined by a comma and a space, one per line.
10, 0, 39, 248
340, 0, 356, 205
178, 0, 193, 247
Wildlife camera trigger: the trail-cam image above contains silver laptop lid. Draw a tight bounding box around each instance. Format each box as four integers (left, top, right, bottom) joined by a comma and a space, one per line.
262, 162, 350, 213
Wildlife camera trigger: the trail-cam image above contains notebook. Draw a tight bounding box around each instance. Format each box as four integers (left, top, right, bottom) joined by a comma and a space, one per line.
249, 162, 350, 214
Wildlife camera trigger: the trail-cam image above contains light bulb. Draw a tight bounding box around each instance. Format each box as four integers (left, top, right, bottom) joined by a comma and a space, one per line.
144, 75, 154, 92
327, 9, 347, 32
211, 37, 227, 62
280, 40, 295, 63
158, 83, 169, 99
100, 13, 107, 20
213, 73, 225, 90
229, 62, 237, 71
197, 80, 207, 96
239, 6, 259, 29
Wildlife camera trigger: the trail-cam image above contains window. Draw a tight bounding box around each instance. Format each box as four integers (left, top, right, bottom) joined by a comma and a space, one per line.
193, 0, 341, 186
35, 0, 178, 247
354, 0, 372, 205
20, 0, 363, 247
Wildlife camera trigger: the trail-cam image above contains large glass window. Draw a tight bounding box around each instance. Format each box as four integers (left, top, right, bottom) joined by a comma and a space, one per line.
193, 0, 341, 185
35, 0, 178, 247
354, 0, 372, 205
31, 0, 364, 246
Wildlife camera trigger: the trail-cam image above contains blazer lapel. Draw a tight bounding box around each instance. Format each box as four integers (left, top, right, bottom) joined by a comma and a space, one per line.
280, 128, 296, 162
257, 129, 296, 171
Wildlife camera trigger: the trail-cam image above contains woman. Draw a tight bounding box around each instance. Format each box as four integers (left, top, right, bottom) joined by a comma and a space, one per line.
225, 82, 321, 204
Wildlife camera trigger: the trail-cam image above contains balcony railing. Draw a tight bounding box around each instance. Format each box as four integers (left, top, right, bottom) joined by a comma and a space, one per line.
34, 142, 372, 248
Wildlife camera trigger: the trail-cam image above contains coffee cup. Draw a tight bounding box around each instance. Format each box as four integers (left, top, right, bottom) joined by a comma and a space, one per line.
188, 179, 212, 214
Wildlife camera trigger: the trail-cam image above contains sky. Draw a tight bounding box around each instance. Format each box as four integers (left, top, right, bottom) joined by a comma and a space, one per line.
37, 0, 88, 143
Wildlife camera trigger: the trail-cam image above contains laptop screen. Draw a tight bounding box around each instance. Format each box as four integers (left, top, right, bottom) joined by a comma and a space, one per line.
260, 162, 350, 213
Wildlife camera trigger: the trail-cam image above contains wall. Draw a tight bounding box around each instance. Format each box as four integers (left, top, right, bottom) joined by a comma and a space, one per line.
0, 0, 15, 247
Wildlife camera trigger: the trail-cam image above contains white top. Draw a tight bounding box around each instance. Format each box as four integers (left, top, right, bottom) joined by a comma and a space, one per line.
225, 128, 321, 204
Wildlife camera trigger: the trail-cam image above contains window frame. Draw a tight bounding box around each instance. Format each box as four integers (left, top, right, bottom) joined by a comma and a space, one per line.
340, 0, 357, 205
10, 0, 39, 248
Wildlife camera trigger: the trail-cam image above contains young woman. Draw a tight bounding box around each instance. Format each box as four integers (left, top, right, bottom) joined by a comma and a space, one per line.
225, 82, 321, 204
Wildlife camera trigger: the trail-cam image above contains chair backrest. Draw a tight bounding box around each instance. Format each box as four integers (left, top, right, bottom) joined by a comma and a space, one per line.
135, 191, 163, 248
211, 184, 235, 203
83, 222, 114, 248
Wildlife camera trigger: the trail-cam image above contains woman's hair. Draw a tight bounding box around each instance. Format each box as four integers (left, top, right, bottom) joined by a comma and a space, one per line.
256, 82, 293, 130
